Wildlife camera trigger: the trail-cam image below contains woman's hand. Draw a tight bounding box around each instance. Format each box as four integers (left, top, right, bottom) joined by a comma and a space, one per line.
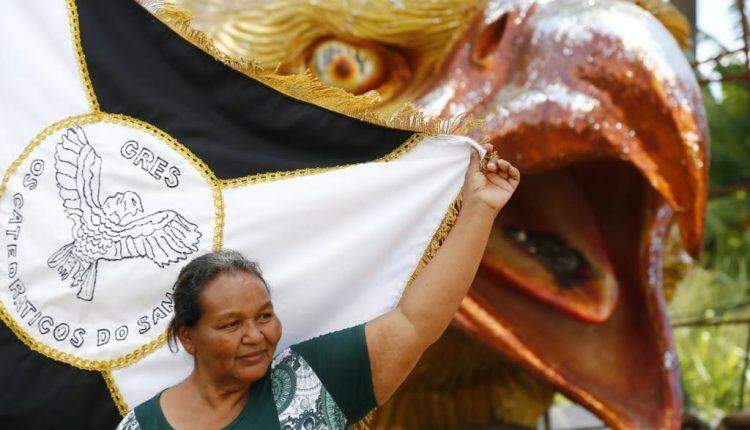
462, 144, 520, 215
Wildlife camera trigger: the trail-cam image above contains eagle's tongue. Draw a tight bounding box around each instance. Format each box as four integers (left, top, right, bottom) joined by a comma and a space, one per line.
480, 167, 617, 323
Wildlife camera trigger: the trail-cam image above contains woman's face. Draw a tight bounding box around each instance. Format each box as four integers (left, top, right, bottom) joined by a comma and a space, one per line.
179, 270, 282, 385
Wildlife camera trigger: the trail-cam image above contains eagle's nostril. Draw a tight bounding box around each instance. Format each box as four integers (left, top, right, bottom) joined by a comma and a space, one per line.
473, 13, 509, 66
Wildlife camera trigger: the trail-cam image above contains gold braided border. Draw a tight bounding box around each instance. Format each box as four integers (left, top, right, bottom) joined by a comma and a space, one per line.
405, 194, 462, 291
103, 370, 130, 416
66, 0, 99, 112
219, 133, 425, 189
0, 112, 223, 371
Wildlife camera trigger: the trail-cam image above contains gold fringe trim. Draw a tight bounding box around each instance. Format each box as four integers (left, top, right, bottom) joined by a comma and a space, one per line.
138, 1, 488, 144
66, 0, 100, 112
351, 410, 377, 430
219, 133, 425, 189
103, 370, 130, 416
405, 195, 462, 290
0, 112, 223, 371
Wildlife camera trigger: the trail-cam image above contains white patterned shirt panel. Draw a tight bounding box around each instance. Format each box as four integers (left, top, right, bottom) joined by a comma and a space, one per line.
270, 348, 348, 430
115, 410, 142, 430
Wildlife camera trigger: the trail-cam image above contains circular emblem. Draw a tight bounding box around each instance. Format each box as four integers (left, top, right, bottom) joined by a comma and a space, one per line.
0, 114, 220, 366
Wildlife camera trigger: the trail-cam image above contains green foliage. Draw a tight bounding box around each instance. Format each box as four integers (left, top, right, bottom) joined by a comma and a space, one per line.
701, 63, 750, 191
668, 51, 750, 422
670, 191, 750, 422
669, 264, 750, 422
702, 190, 750, 275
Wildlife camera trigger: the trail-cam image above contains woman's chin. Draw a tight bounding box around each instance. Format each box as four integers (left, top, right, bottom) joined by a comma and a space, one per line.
234, 360, 271, 383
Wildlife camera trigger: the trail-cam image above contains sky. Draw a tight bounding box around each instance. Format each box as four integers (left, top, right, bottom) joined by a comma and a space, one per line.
697, 0, 746, 59
696, 0, 748, 97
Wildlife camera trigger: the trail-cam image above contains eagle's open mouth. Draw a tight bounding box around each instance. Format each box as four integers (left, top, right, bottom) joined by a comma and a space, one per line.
482, 163, 621, 323
460, 145, 688, 429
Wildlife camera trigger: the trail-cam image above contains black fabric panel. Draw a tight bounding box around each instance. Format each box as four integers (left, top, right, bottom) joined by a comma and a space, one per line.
75, 0, 414, 180
0, 322, 120, 430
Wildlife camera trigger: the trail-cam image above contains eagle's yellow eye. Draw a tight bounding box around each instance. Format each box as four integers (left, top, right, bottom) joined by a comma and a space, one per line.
308, 40, 386, 94
302, 39, 410, 98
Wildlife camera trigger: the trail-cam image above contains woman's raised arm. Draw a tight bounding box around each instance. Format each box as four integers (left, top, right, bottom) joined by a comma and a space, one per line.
365, 143, 520, 405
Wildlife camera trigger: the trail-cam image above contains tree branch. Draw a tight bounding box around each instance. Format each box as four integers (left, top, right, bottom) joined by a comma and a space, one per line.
710, 181, 750, 197
736, 0, 750, 110
692, 47, 745, 67
672, 316, 750, 328
698, 75, 750, 85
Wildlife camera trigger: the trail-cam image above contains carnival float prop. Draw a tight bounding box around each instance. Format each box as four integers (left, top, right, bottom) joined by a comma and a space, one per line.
0, 1, 707, 429
160, 0, 708, 428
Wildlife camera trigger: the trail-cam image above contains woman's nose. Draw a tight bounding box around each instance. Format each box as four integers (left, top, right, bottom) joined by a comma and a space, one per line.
241, 321, 265, 344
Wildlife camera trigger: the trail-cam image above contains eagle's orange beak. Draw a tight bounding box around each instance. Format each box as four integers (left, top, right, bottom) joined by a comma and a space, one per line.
412, 2, 707, 428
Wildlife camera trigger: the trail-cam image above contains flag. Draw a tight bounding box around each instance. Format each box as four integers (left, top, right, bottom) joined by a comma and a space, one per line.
0, 1, 482, 427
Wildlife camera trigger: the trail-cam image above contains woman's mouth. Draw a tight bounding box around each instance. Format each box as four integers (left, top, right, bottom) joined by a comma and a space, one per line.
237, 350, 266, 364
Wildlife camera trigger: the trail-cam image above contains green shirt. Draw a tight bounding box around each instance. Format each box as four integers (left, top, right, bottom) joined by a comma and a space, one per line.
114, 323, 376, 430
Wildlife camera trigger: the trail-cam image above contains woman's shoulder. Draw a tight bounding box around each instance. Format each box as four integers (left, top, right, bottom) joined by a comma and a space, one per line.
115, 410, 142, 430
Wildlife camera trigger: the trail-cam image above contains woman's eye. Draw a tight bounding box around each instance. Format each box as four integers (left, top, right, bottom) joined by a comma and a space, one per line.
223, 321, 240, 329
258, 312, 273, 321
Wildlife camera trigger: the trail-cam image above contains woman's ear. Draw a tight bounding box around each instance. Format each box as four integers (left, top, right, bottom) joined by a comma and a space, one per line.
178, 326, 196, 355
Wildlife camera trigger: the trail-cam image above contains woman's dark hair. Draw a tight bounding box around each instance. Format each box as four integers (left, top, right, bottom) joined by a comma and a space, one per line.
166, 249, 268, 351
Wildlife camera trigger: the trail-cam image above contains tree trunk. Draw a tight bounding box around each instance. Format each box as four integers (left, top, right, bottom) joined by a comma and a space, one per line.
672, 0, 697, 56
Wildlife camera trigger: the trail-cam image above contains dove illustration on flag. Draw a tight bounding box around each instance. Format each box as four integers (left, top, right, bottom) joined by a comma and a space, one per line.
0, 1, 484, 427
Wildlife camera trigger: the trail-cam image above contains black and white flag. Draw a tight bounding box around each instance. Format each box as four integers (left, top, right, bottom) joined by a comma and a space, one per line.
0, 1, 481, 427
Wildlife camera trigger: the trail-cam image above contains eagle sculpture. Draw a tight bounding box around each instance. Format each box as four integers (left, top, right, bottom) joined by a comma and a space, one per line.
142, 0, 708, 429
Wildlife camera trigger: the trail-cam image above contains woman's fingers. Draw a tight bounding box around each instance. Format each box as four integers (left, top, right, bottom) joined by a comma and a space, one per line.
483, 157, 521, 187
498, 159, 512, 179
494, 159, 518, 180
474, 143, 520, 183
483, 155, 503, 174
508, 164, 521, 181
499, 159, 520, 181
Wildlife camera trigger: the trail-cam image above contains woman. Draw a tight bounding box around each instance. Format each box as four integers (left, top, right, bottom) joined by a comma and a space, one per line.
116, 144, 520, 430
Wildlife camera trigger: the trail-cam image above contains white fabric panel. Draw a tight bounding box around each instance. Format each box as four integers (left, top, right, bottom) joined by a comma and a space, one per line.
222, 135, 474, 351
0, 0, 90, 171
111, 134, 479, 409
